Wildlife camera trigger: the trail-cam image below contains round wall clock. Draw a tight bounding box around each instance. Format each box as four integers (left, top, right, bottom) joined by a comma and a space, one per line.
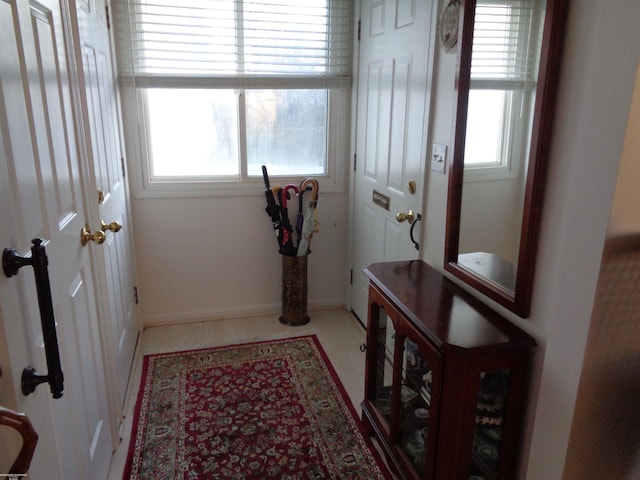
439, 0, 460, 53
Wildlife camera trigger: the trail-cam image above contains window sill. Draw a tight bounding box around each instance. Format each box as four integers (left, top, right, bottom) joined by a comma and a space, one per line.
463, 164, 520, 182
130, 174, 345, 199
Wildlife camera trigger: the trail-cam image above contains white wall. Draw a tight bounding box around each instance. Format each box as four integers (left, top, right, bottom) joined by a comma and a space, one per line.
459, 178, 522, 262
132, 192, 349, 325
608, 63, 640, 237
561, 57, 640, 480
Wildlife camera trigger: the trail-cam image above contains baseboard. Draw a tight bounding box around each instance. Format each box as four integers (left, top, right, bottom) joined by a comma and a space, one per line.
141, 298, 346, 328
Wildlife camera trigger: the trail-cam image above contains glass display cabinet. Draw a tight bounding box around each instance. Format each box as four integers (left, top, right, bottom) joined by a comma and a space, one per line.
361, 261, 536, 480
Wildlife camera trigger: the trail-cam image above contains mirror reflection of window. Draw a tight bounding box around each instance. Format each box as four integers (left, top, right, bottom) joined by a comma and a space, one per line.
464, 0, 544, 179
465, 89, 507, 167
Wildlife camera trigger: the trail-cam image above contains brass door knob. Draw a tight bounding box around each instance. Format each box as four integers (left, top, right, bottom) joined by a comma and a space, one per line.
100, 220, 122, 233
396, 210, 415, 224
81, 225, 105, 246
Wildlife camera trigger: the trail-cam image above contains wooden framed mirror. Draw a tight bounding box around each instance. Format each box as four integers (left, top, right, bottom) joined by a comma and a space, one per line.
445, 0, 568, 317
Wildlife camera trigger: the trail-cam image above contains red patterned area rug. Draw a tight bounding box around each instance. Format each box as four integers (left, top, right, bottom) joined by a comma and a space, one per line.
123, 335, 391, 479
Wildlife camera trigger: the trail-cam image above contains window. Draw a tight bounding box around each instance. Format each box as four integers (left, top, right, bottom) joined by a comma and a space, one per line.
112, 0, 353, 196
464, 0, 543, 179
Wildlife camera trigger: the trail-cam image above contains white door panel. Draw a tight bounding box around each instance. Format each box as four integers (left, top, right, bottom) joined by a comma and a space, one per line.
50, 267, 111, 478
384, 218, 403, 259
351, 0, 436, 320
364, 62, 385, 180
388, 54, 412, 192
72, 0, 139, 414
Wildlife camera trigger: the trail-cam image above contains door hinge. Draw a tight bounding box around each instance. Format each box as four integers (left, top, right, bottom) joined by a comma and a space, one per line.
353, 153, 357, 172
105, 5, 111, 30
358, 20, 361, 41
134, 286, 139, 305
121, 157, 126, 178
350, 269, 353, 285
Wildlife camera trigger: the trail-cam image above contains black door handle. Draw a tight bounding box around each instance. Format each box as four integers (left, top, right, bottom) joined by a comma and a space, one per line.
3, 239, 64, 399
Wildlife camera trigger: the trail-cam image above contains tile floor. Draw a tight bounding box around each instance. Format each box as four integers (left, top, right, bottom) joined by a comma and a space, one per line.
107, 308, 385, 479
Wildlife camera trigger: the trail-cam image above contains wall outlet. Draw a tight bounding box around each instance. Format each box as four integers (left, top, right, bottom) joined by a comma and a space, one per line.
431, 143, 447, 174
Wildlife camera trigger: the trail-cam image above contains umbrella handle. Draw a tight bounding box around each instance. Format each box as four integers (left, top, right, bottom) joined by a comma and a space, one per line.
261, 165, 271, 189
300, 178, 319, 207
280, 184, 300, 209
298, 184, 314, 214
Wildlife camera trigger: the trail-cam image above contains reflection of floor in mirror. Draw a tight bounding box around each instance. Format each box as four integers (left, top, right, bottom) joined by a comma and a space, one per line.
106, 308, 398, 479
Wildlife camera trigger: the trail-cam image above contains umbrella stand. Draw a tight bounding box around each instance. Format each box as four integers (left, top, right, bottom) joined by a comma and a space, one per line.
279, 254, 310, 326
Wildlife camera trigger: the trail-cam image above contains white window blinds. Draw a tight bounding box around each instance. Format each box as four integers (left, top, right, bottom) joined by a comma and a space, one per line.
113, 0, 353, 88
471, 0, 543, 88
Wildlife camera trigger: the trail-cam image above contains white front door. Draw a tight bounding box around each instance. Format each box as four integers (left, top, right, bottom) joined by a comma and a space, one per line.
72, 0, 139, 415
350, 0, 437, 320
0, 0, 112, 478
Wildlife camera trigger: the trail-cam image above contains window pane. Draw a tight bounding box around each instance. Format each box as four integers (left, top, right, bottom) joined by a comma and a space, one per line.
146, 89, 239, 177
246, 89, 327, 176
464, 90, 506, 166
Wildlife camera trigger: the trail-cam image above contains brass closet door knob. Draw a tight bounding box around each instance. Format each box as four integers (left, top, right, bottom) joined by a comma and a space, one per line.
100, 220, 122, 233
81, 225, 105, 246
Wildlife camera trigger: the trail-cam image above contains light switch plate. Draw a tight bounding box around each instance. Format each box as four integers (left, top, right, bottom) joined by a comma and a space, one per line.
431, 143, 447, 174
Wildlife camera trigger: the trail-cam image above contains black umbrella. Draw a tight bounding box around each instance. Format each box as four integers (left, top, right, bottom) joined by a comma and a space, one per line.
279, 184, 299, 256
262, 165, 281, 248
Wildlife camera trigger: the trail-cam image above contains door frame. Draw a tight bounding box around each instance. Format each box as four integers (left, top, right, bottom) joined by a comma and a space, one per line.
345, 0, 362, 314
